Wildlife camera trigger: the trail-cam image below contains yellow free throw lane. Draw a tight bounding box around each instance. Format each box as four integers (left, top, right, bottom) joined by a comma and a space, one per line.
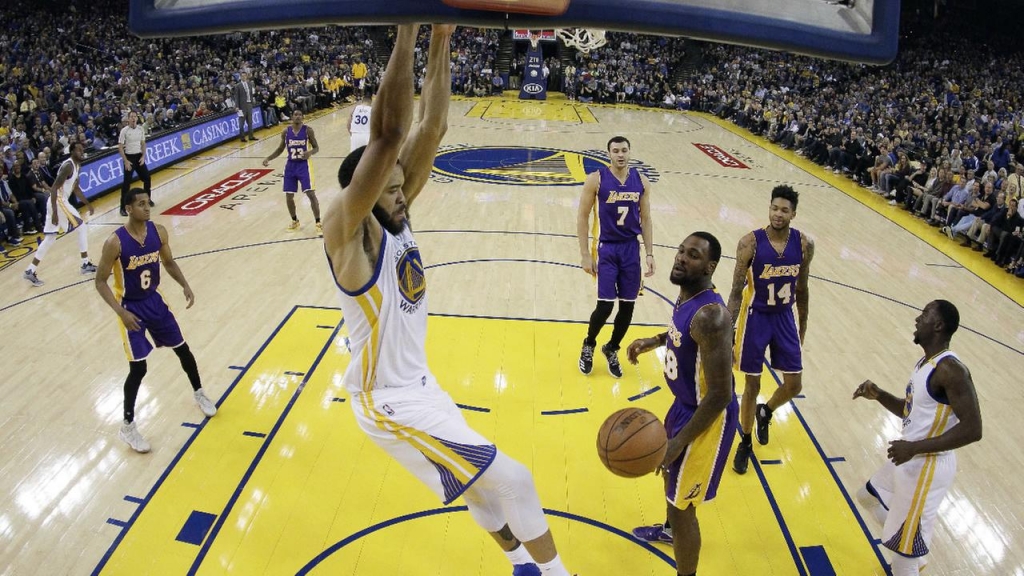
95, 306, 343, 575
95, 311, 881, 575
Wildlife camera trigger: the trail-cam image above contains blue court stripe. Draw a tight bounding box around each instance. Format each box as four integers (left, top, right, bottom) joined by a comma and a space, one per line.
331, 397, 346, 403
455, 403, 491, 413
762, 364, 890, 573
186, 318, 345, 574
827, 456, 846, 463
283, 371, 305, 376
91, 306, 301, 576
800, 546, 837, 576
295, 506, 675, 574
760, 459, 783, 465
750, 455, 808, 576
181, 422, 201, 429
106, 518, 127, 528
316, 325, 335, 329
795, 394, 807, 399
628, 386, 662, 401
175, 511, 217, 546
123, 495, 144, 504
540, 408, 588, 416
242, 431, 267, 438
228, 365, 245, 371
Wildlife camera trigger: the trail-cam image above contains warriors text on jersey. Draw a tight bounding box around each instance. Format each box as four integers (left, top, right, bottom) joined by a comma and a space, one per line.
335, 226, 432, 394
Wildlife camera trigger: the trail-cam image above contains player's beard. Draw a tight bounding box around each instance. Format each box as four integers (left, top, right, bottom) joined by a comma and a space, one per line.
372, 204, 408, 235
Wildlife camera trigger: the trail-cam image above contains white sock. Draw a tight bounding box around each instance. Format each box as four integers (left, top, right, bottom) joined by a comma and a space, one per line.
505, 544, 533, 565
537, 555, 570, 576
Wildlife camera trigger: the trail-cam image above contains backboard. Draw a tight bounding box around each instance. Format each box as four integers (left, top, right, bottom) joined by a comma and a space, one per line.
130, 0, 899, 64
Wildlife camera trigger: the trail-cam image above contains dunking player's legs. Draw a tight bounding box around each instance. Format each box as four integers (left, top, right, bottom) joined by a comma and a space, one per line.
463, 452, 570, 575
667, 503, 699, 576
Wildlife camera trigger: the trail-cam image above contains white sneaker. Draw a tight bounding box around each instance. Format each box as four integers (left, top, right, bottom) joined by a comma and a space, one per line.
119, 421, 151, 453
194, 389, 217, 417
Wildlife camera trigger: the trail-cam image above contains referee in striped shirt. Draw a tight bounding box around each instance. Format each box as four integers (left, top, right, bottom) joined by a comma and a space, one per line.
119, 110, 151, 216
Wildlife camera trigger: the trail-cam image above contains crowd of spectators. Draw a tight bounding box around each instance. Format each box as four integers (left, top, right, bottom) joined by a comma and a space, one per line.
669, 33, 1024, 277
2, 1, 1023, 279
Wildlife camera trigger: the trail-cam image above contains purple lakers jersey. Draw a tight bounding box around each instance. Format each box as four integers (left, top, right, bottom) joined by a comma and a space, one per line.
286, 125, 309, 164
665, 289, 729, 410
114, 221, 162, 301
748, 227, 802, 313
597, 167, 643, 242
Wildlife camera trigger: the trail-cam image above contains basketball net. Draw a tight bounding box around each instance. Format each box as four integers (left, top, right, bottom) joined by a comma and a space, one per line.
555, 28, 607, 54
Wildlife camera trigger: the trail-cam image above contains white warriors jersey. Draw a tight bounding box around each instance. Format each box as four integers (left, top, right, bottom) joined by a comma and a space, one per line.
336, 226, 434, 394
60, 158, 80, 200
900, 351, 961, 452
351, 104, 371, 134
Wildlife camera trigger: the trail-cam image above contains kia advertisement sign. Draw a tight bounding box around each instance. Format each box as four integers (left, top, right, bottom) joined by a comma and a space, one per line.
163, 169, 272, 216
693, 143, 749, 169
77, 109, 264, 201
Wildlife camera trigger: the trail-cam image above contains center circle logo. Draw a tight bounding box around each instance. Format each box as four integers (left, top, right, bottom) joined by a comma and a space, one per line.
397, 247, 426, 306
432, 146, 658, 186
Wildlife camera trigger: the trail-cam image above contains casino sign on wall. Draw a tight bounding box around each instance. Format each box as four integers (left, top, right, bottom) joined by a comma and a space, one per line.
431, 145, 660, 186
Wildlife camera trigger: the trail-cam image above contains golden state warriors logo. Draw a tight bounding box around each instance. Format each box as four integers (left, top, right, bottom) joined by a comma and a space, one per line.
432, 145, 659, 186
397, 247, 426, 310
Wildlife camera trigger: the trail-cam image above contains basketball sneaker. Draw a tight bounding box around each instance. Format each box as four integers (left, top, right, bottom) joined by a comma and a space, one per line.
194, 389, 218, 418
512, 563, 542, 576
23, 270, 44, 287
631, 523, 673, 544
119, 421, 151, 453
755, 403, 773, 445
81, 262, 98, 274
733, 438, 752, 474
578, 340, 595, 375
287, 220, 301, 231
602, 344, 623, 378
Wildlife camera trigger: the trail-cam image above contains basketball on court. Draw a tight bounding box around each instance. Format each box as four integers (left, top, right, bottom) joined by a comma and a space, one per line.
597, 408, 667, 478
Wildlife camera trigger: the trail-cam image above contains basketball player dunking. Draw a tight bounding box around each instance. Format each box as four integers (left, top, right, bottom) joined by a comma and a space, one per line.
625, 232, 738, 576
94, 188, 217, 453
263, 109, 321, 233
23, 141, 96, 287
323, 25, 572, 576
729, 185, 815, 474
577, 136, 655, 378
854, 300, 982, 576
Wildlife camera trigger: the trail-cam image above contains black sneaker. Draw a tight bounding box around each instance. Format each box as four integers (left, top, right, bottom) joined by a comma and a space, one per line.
755, 403, 773, 445
119, 207, 128, 217
733, 438, 752, 474
579, 340, 595, 375
602, 344, 623, 378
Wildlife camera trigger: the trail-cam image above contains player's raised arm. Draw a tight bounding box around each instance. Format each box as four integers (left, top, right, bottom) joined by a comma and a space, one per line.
323, 24, 418, 246
577, 171, 600, 275
399, 25, 454, 206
